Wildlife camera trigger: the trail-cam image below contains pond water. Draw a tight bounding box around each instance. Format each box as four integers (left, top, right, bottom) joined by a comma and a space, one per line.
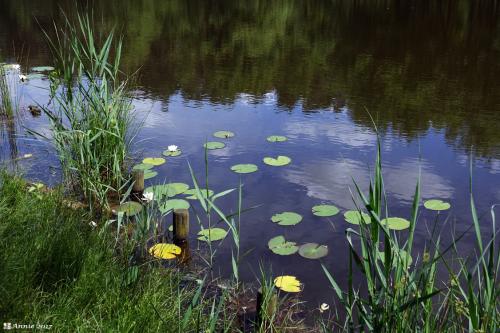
1, 0, 500, 311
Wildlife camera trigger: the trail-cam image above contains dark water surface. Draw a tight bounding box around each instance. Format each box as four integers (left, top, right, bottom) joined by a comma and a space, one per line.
1, 0, 500, 310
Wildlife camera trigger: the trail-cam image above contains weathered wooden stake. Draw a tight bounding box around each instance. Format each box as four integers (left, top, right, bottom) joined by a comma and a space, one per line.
173, 209, 189, 241
256, 287, 278, 328
132, 169, 144, 193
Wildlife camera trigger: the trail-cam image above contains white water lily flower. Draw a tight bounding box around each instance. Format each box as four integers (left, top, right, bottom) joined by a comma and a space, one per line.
142, 191, 154, 202
89, 221, 98, 228
12, 64, 20, 70
319, 303, 330, 313
19, 74, 27, 82
167, 145, 178, 152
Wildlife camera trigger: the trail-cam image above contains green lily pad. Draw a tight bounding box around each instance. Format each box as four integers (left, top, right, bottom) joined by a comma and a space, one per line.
132, 163, 154, 171
344, 210, 371, 225
213, 131, 235, 139
144, 183, 190, 198
424, 199, 451, 211
263, 155, 291, 167
31, 66, 55, 72
184, 188, 214, 200
312, 204, 339, 217
143, 169, 158, 180
168, 224, 173, 232
163, 149, 182, 157
204, 141, 225, 150
298, 243, 328, 259
160, 199, 190, 214
197, 228, 228, 242
142, 157, 165, 166
271, 212, 302, 226
378, 249, 413, 268
381, 217, 410, 231
230, 164, 258, 174
267, 135, 287, 142
27, 73, 44, 80
116, 201, 143, 217
268, 235, 299, 255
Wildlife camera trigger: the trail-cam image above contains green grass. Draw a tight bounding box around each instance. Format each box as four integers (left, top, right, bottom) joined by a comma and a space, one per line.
320, 130, 499, 332
0, 172, 237, 332
33, 13, 136, 211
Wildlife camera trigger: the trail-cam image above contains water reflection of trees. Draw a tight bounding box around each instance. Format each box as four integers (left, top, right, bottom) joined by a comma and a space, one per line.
1, 0, 499, 157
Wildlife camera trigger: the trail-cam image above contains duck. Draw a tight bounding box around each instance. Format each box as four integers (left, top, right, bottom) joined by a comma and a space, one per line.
28, 105, 41, 116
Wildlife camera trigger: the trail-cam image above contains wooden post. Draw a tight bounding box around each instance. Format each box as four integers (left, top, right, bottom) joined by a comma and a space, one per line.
132, 169, 144, 193
173, 209, 189, 241
256, 287, 278, 328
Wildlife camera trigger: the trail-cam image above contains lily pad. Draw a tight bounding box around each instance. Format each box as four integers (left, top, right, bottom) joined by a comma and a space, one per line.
144, 183, 190, 198
184, 188, 214, 200
268, 235, 299, 255
148, 243, 181, 260
344, 210, 371, 225
378, 249, 413, 268
143, 169, 158, 180
27, 73, 44, 80
274, 275, 302, 293
213, 130, 235, 139
299, 243, 328, 259
116, 201, 143, 217
31, 66, 55, 72
312, 204, 339, 217
197, 228, 228, 242
424, 199, 451, 211
381, 217, 410, 231
163, 149, 182, 157
204, 141, 226, 150
132, 163, 154, 171
271, 212, 302, 226
230, 164, 258, 174
267, 135, 287, 142
263, 155, 291, 167
142, 157, 165, 166
160, 199, 190, 214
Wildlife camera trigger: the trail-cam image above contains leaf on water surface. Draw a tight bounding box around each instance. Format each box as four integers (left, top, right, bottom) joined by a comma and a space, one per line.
267, 235, 299, 255
142, 157, 165, 166
163, 149, 182, 157
184, 188, 214, 200
31, 66, 55, 72
204, 141, 225, 150
274, 275, 302, 293
424, 199, 450, 211
116, 201, 143, 217
27, 73, 44, 80
144, 183, 190, 198
271, 212, 302, 226
230, 164, 258, 174
381, 217, 410, 230
197, 228, 228, 242
148, 243, 181, 260
159, 199, 190, 214
312, 204, 339, 217
298, 243, 328, 259
133, 163, 154, 171
267, 135, 287, 142
143, 169, 158, 180
343, 210, 371, 225
213, 130, 235, 139
263, 155, 291, 167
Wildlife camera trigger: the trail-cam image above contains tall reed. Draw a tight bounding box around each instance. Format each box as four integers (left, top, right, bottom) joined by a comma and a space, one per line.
34, 13, 135, 210
0, 65, 15, 118
321, 131, 499, 332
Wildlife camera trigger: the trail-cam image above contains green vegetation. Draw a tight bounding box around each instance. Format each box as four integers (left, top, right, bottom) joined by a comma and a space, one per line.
0, 173, 237, 332
320, 135, 499, 332
33, 14, 134, 211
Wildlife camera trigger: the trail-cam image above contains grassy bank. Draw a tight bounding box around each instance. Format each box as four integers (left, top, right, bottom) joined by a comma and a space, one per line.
0, 172, 235, 332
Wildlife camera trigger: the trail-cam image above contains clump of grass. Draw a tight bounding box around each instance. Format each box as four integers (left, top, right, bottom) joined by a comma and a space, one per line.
0, 172, 239, 332
321, 128, 499, 332
34, 13, 135, 211
0, 65, 16, 118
